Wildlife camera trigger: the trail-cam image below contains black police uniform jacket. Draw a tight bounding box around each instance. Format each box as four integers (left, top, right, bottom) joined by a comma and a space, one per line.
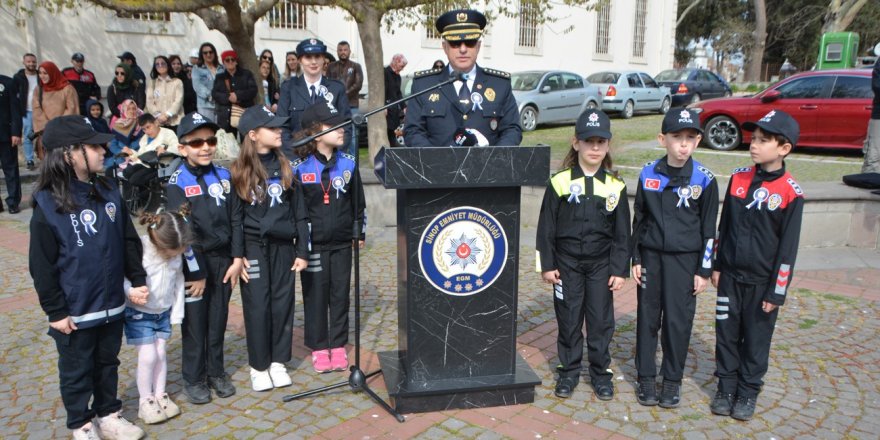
631, 156, 719, 278
0, 75, 22, 141
404, 65, 522, 147
536, 166, 631, 277
292, 150, 365, 250
30, 178, 147, 328
229, 153, 310, 259
276, 75, 351, 155
714, 165, 804, 305
166, 161, 244, 280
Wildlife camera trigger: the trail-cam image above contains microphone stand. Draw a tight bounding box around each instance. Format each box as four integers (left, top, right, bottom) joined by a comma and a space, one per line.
282, 71, 463, 423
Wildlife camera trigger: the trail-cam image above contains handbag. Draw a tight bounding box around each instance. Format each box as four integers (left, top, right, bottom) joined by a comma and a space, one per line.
224, 78, 245, 128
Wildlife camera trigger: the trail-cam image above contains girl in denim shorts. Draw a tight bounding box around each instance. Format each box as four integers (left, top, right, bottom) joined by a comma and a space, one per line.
124, 207, 193, 425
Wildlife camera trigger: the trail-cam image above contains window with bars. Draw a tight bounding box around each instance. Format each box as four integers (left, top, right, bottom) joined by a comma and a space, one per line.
595, 1, 611, 55
632, 0, 648, 59
424, 3, 443, 39
267, 1, 307, 30
518, 0, 540, 48
116, 11, 171, 22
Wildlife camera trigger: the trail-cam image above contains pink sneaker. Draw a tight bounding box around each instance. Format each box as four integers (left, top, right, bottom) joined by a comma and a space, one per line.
311, 349, 332, 373
330, 347, 349, 371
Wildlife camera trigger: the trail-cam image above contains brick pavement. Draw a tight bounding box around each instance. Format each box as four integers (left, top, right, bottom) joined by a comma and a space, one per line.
0, 213, 878, 439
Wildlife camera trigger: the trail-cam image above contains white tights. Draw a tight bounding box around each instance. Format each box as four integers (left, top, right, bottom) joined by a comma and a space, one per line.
137, 339, 167, 402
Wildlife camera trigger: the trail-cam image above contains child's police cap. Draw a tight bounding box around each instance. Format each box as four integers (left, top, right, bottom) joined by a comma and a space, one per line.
435, 9, 487, 42
662, 107, 703, 134
296, 38, 327, 57
301, 101, 346, 128
743, 109, 799, 147
42, 115, 114, 151
575, 109, 612, 140
238, 105, 289, 134
177, 112, 220, 139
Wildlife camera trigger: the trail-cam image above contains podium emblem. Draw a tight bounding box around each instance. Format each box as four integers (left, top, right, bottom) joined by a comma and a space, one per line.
419, 206, 508, 296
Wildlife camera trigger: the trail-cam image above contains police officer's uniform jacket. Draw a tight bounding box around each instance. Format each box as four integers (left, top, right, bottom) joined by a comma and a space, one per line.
631, 156, 719, 277
715, 164, 804, 305
277, 76, 351, 155
30, 178, 147, 329
536, 166, 630, 276
292, 150, 365, 250
404, 65, 522, 147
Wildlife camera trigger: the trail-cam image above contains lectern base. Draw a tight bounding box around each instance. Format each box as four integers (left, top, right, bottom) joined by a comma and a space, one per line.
378, 351, 542, 414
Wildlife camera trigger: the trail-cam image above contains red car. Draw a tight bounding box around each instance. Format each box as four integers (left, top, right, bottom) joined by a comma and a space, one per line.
690, 69, 873, 150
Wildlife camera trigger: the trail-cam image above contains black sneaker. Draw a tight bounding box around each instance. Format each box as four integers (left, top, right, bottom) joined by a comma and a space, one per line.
8, 205, 20, 214
554, 376, 578, 398
731, 395, 757, 421
26, 161, 34, 171
710, 391, 735, 416
636, 377, 659, 406
183, 381, 212, 404
593, 382, 614, 401
658, 380, 681, 408
208, 374, 237, 398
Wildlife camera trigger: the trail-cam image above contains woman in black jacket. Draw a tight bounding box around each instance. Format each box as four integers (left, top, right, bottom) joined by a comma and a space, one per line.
107, 63, 146, 118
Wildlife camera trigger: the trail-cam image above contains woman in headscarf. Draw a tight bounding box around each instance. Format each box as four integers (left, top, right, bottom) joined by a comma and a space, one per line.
105, 99, 144, 172
145, 55, 184, 131
32, 61, 79, 158
107, 63, 146, 118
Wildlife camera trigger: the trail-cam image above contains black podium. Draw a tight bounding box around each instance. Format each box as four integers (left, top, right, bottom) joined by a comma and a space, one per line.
375, 146, 548, 413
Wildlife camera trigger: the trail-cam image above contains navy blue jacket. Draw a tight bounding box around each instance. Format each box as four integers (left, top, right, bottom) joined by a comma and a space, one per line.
0, 75, 22, 142
277, 75, 351, 156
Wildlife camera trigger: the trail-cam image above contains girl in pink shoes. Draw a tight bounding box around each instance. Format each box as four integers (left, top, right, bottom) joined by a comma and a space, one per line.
291, 102, 365, 373
125, 208, 192, 425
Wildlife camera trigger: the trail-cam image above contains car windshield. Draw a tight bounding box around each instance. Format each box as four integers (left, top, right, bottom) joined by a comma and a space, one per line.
586, 72, 620, 84
655, 70, 690, 81
511, 72, 544, 91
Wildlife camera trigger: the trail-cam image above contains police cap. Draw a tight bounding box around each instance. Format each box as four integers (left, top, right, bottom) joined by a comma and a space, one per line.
743, 109, 800, 147
296, 38, 328, 57
435, 9, 487, 42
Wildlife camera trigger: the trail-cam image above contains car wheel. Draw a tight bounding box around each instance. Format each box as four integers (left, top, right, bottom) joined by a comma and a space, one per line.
658, 97, 671, 114
586, 100, 599, 110
704, 115, 742, 151
690, 93, 702, 105
622, 100, 634, 119
520, 106, 538, 131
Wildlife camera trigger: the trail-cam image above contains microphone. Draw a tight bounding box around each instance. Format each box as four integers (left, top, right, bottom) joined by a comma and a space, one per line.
449, 71, 467, 82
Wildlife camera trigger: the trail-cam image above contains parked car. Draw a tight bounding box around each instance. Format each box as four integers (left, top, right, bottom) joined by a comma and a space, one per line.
585, 70, 672, 118
654, 68, 732, 106
690, 69, 873, 151
510, 70, 602, 131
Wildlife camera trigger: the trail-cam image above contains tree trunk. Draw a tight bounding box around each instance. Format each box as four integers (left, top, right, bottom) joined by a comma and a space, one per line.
222, 4, 259, 77
355, 7, 386, 166
821, 0, 869, 33
745, 0, 767, 82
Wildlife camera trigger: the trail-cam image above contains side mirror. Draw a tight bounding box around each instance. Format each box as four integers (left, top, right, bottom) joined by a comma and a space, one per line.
541, 85, 551, 93
761, 90, 781, 103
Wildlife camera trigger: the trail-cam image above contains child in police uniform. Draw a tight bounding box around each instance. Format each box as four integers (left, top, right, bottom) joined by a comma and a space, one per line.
710, 109, 804, 421
631, 108, 719, 408
536, 110, 630, 399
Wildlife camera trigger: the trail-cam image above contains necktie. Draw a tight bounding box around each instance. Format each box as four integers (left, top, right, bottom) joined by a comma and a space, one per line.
458, 81, 470, 107
310, 85, 317, 104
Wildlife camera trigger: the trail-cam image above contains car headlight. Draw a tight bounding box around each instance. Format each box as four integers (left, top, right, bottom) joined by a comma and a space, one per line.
687, 106, 703, 114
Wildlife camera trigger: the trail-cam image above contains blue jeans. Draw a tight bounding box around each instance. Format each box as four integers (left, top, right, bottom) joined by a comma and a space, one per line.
124, 307, 172, 345
22, 111, 34, 162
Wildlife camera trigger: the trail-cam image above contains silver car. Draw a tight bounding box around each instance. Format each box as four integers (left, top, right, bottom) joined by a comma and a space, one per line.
511, 71, 602, 131
586, 70, 672, 118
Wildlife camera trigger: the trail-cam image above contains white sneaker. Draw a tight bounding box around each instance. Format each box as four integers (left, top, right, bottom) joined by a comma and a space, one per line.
137, 397, 167, 424
269, 362, 292, 388
71, 422, 101, 440
250, 367, 273, 391
158, 393, 181, 419
95, 411, 145, 440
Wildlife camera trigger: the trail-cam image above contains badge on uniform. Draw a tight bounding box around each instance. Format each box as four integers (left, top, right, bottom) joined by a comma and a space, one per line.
490, 119, 498, 131
80, 209, 98, 235
746, 187, 770, 210
484, 88, 495, 102
332, 176, 347, 199
324, 92, 334, 103
767, 193, 782, 211
208, 183, 226, 206
319, 85, 328, 96
470, 92, 483, 111
690, 184, 702, 200
185, 185, 202, 197
221, 179, 231, 194
567, 183, 582, 204
429, 93, 440, 102
267, 183, 284, 207
606, 193, 619, 211
676, 186, 692, 208
343, 169, 352, 184
105, 202, 117, 222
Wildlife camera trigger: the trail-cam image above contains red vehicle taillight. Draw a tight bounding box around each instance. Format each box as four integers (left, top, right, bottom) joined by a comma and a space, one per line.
676, 83, 689, 94
605, 85, 617, 97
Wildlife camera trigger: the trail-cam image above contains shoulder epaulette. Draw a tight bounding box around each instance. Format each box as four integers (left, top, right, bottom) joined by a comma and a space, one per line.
168, 169, 182, 184
339, 152, 356, 162
786, 177, 803, 195
214, 164, 228, 171
605, 170, 625, 184
414, 68, 443, 78
732, 166, 753, 174
644, 160, 656, 168
483, 68, 511, 79
697, 165, 715, 180
290, 157, 306, 169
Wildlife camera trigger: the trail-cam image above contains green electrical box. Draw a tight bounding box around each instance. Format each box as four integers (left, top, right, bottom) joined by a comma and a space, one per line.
817, 32, 860, 69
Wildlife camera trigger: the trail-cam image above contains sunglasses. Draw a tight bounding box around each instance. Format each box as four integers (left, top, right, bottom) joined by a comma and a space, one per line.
202, 50, 214, 55
181, 136, 218, 148
448, 40, 479, 49
115, 71, 126, 76
223, 58, 237, 63
155, 62, 167, 67
261, 55, 273, 60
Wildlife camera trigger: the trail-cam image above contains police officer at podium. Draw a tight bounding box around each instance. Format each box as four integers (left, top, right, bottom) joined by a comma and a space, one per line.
404, 9, 522, 148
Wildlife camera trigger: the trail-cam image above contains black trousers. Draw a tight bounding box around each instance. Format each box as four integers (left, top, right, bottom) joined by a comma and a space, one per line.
49, 319, 124, 429
714, 273, 779, 398
554, 255, 614, 384
240, 238, 295, 371
181, 252, 233, 384
636, 248, 699, 382
0, 142, 21, 208
301, 246, 352, 350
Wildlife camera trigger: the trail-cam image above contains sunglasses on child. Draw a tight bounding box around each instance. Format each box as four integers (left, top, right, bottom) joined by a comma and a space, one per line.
448, 40, 479, 49
181, 136, 218, 148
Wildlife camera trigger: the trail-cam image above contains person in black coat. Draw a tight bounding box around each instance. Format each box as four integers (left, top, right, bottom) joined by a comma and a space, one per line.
170, 55, 198, 114
106, 63, 146, 118
384, 54, 407, 147
0, 74, 22, 213
211, 50, 257, 133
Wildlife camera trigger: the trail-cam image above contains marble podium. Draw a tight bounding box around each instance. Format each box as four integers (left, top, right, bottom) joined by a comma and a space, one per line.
374, 146, 548, 413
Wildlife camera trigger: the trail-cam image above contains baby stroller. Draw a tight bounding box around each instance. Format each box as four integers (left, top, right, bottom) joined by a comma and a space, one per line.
114, 151, 182, 214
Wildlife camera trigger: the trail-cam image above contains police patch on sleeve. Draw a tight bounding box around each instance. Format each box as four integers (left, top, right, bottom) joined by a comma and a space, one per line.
697, 166, 715, 180
418, 207, 508, 297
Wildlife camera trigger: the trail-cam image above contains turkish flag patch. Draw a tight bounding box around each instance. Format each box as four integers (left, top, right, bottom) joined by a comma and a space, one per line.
644, 178, 661, 191
301, 173, 317, 183
774, 264, 791, 296
185, 185, 202, 197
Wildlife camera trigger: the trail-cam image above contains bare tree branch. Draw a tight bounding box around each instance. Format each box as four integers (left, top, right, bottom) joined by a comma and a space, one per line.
88, 0, 222, 14
677, 0, 704, 28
